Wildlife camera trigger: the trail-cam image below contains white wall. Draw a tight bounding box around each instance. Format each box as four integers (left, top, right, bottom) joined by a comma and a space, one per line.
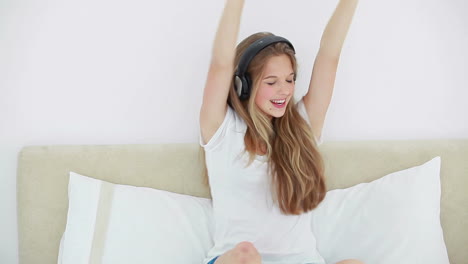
1, 0, 467, 262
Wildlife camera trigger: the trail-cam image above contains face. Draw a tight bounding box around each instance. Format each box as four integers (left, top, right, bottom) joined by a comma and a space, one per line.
254, 54, 295, 120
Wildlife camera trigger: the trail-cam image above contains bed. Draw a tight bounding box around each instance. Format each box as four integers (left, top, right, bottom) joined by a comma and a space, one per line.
16, 139, 468, 263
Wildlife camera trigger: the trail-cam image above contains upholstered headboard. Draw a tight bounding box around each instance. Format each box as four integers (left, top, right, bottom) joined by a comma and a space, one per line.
17, 139, 468, 264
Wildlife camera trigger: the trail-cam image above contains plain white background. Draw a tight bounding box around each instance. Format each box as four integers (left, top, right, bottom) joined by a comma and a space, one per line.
1, 0, 467, 263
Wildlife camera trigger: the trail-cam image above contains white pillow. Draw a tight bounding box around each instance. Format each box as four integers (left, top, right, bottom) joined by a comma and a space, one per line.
58, 171, 214, 264
310, 156, 450, 264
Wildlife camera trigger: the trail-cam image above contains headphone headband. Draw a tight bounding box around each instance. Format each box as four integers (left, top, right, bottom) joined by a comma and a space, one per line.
236, 35, 296, 77
234, 35, 296, 101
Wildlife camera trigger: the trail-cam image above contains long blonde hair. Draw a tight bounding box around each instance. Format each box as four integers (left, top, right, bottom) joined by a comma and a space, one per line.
199, 32, 326, 215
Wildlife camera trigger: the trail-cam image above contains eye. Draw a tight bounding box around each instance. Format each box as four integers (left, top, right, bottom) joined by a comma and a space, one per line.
267, 80, 293, 86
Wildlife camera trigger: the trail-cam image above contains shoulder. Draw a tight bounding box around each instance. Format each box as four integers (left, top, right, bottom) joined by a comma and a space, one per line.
295, 98, 323, 146
295, 99, 310, 125
199, 105, 247, 151
230, 105, 248, 133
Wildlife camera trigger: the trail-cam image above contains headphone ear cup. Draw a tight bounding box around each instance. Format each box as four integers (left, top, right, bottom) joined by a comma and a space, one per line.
244, 73, 252, 100
238, 76, 248, 101
234, 75, 243, 97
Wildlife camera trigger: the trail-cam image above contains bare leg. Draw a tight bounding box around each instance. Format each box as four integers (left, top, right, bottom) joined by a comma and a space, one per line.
214, 241, 262, 264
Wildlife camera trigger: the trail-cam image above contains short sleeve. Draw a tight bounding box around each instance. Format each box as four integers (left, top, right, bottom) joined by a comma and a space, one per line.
296, 98, 323, 146
199, 106, 234, 151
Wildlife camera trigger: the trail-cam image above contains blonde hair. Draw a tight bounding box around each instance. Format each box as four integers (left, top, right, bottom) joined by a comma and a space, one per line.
199, 32, 326, 215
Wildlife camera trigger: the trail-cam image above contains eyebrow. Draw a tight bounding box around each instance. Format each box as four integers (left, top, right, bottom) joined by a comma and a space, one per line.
263, 73, 295, 80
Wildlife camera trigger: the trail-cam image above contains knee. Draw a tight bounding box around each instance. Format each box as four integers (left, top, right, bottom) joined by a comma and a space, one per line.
233, 241, 261, 263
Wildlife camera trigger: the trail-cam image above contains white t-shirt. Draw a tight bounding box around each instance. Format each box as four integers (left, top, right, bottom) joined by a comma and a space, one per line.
199, 99, 326, 264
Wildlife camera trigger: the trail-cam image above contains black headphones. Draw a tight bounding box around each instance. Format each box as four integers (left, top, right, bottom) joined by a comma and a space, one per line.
234, 35, 296, 101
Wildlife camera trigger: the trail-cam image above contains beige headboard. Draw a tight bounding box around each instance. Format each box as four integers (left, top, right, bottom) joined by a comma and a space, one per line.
17, 139, 468, 264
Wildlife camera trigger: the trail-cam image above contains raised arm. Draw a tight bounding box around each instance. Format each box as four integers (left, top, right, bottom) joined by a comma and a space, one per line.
200, 0, 245, 145
319, 0, 360, 58
303, 0, 359, 141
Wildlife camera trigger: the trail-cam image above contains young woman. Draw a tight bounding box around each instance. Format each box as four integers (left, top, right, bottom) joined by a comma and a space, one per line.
199, 0, 361, 263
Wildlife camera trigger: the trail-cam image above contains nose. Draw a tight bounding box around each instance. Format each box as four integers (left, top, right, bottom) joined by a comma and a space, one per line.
279, 81, 293, 96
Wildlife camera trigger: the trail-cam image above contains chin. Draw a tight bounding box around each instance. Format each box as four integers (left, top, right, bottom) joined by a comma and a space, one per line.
263, 107, 286, 119
271, 112, 285, 119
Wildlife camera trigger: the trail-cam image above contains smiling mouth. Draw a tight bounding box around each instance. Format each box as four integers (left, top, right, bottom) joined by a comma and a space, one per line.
271, 101, 285, 106
270, 100, 287, 108
270, 98, 286, 104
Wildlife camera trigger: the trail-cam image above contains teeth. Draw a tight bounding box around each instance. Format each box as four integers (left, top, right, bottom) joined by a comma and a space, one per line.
271, 99, 286, 104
